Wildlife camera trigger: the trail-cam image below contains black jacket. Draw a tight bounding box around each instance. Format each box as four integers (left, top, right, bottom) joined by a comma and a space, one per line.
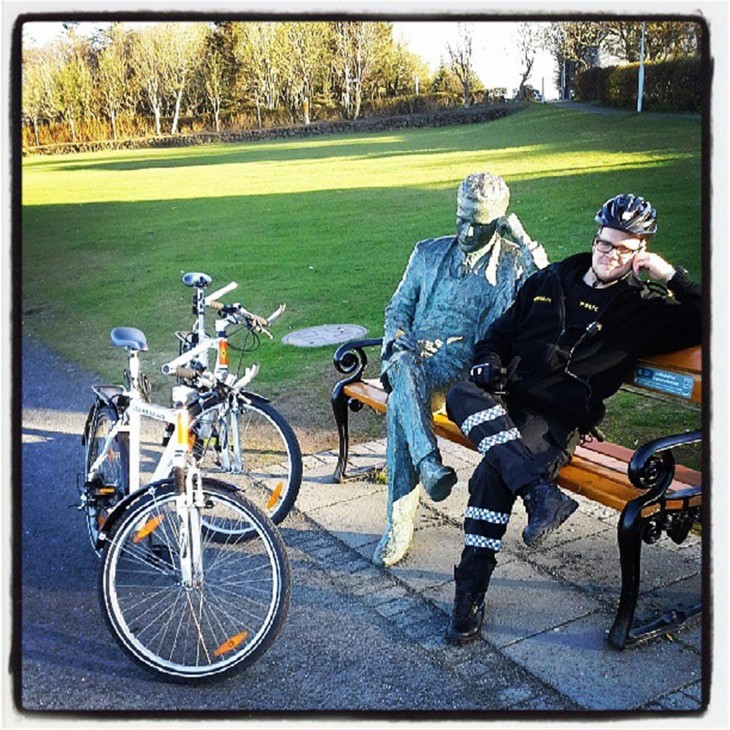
473, 253, 702, 429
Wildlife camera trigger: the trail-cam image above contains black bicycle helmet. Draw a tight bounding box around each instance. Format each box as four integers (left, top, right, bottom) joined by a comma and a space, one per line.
595, 194, 657, 237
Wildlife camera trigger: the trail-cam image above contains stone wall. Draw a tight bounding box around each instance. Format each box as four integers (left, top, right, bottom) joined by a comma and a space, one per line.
23, 103, 527, 156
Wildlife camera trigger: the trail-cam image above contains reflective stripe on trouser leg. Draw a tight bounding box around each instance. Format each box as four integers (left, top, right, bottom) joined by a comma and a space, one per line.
446, 381, 548, 494
462, 456, 516, 552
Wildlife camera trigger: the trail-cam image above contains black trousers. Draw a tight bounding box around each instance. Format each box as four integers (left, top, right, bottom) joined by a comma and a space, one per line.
445, 381, 579, 590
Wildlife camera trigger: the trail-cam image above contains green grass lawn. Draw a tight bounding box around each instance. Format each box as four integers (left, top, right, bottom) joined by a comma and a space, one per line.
21, 104, 703, 457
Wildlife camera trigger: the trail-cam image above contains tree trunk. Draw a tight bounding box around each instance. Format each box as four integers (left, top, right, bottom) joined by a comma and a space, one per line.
254, 89, 262, 129
154, 106, 161, 136
343, 66, 351, 118
302, 96, 310, 125
214, 100, 221, 132
32, 116, 40, 146
68, 112, 77, 143
462, 80, 471, 108
110, 110, 117, 141
353, 84, 362, 120
171, 90, 183, 134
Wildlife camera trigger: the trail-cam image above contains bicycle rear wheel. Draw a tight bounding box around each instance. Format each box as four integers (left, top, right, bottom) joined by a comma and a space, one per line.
99, 479, 290, 682
195, 395, 302, 527
82, 403, 128, 555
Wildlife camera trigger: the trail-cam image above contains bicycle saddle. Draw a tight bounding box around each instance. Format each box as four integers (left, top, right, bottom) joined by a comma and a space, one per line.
110, 327, 149, 351
182, 272, 212, 288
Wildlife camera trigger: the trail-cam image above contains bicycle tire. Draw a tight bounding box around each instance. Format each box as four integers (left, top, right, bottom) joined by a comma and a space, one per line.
195, 395, 302, 528
99, 478, 290, 683
82, 403, 128, 555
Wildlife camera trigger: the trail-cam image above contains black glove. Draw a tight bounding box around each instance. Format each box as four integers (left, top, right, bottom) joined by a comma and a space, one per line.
469, 354, 503, 391
470, 355, 521, 395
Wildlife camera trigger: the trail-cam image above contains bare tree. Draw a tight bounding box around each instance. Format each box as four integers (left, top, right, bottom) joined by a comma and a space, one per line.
234, 22, 284, 128
202, 39, 225, 132
96, 23, 131, 140
515, 23, 543, 100
22, 46, 54, 145
284, 21, 329, 125
160, 23, 206, 135
603, 21, 701, 62
545, 22, 607, 99
47, 31, 94, 143
333, 21, 380, 119
447, 22, 474, 107
130, 26, 165, 135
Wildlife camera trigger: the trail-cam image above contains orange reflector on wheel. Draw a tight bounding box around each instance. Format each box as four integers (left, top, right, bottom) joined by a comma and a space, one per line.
133, 514, 165, 543
266, 482, 284, 509
214, 631, 249, 657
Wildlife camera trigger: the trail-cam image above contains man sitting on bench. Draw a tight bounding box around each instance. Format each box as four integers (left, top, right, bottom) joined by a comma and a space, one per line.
443, 193, 702, 644
374, 171, 548, 567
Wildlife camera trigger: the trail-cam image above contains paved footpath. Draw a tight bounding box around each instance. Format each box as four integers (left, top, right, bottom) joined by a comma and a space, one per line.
14, 336, 709, 722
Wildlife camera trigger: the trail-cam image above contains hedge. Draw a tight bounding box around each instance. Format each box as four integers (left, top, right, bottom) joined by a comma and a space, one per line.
574, 57, 703, 112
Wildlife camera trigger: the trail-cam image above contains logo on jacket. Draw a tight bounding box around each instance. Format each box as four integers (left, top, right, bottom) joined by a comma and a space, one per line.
533, 295, 552, 304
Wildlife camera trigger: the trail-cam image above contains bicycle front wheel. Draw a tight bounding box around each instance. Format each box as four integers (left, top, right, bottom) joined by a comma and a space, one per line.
196, 396, 302, 526
99, 479, 290, 682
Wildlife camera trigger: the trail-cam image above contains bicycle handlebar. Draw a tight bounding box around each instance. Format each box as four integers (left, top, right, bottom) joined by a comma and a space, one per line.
204, 281, 238, 306
207, 301, 287, 338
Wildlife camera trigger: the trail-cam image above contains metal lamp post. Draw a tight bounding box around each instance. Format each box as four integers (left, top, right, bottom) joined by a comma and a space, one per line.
637, 21, 646, 112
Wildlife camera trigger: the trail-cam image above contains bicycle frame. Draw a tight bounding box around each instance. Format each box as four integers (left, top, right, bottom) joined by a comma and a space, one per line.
88, 337, 217, 495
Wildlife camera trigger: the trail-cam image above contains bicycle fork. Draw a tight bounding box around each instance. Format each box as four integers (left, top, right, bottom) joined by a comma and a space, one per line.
171, 387, 205, 588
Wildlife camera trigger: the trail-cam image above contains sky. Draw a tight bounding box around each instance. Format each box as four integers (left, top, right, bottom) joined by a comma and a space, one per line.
20, 18, 560, 99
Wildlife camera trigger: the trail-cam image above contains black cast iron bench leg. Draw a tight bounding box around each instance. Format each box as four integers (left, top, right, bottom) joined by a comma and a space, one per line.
332, 380, 351, 483
608, 501, 644, 649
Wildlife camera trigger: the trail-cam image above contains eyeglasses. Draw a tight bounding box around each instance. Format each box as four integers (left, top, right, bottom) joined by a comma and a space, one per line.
593, 236, 644, 259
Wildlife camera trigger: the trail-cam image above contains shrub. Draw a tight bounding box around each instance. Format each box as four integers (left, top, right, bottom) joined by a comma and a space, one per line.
574, 57, 703, 112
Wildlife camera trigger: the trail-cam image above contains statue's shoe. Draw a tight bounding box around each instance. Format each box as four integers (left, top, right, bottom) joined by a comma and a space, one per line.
372, 489, 419, 567
419, 457, 458, 502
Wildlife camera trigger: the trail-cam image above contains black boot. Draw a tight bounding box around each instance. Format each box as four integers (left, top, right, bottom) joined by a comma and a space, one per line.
445, 557, 494, 645
521, 479, 578, 547
445, 584, 485, 645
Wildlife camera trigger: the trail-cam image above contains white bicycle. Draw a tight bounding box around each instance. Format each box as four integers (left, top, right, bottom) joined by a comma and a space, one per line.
173, 272, 303, 527
81, 327, 290, 682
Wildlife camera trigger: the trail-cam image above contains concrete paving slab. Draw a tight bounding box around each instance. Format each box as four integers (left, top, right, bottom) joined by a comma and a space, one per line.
305, 489, 390, 550
295, 469, 383, 514
498, 502, 613, 559
421, 557, 603, 649
634, 575, 703, 635
502, 609, 703, 710
526, 532, 702, 607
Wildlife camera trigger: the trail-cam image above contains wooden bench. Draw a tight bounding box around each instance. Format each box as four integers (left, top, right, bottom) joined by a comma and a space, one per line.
331, 339, 702, 650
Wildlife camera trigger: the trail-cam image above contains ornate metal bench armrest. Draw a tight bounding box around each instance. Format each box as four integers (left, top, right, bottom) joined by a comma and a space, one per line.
627, 430, 702, 502
333, 337, 384, 381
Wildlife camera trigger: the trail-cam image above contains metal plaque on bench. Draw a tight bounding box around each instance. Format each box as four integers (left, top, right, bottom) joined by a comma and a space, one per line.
633, 365, 695, 399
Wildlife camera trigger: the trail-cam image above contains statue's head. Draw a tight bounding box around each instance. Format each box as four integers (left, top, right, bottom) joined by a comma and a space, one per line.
456, 172, 510, 253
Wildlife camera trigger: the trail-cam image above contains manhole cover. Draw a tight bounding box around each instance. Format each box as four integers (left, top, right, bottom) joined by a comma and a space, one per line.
282, 324, 368, 348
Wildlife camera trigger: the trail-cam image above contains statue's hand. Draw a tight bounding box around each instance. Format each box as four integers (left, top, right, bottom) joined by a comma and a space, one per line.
497, 213, 531, 243
498, 214, 548, 269
392, 330, 418, 354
